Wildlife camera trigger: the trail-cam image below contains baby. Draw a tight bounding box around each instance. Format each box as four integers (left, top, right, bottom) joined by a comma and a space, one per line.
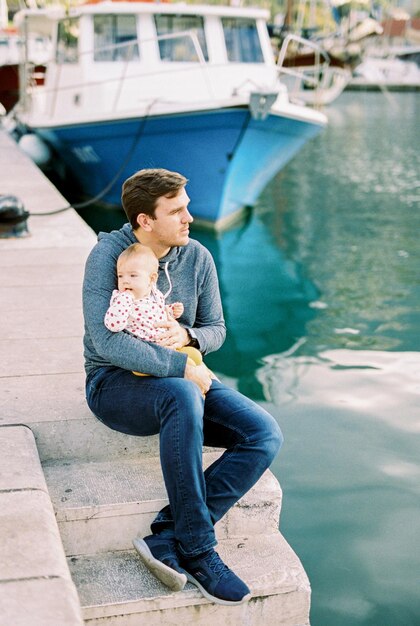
104, 243, 202, 372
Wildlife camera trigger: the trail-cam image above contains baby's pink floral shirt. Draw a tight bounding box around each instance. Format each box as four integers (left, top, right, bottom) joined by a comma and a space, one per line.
104, 287, 176, 341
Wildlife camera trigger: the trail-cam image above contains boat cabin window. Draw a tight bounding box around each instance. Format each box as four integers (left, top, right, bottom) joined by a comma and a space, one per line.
56, 18, 79, 64
94, 15, 139, 62
154, 15, 208, 62
222, 18, 263, 63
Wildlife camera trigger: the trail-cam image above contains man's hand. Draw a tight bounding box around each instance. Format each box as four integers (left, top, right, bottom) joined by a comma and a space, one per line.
155, 318, 189, 349
184, 362, 212, 396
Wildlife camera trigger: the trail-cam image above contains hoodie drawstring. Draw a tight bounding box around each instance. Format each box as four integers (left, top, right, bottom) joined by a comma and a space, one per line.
161, 261, 172, 300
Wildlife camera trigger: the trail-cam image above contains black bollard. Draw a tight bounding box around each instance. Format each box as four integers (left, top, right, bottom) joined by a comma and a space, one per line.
0, 195, 30, 238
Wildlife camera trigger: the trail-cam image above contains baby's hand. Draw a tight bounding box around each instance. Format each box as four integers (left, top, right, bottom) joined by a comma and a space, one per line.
169, 302, 184, 319
111, 289, 133, 303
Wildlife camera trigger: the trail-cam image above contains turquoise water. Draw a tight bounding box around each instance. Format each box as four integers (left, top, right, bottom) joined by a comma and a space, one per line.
80, 91, 420, 625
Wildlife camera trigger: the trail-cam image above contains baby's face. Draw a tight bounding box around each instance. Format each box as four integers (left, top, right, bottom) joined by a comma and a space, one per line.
117, 257, 155, 300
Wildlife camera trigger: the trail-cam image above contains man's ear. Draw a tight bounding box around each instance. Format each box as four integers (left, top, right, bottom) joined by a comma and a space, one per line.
136, 213, 154, 232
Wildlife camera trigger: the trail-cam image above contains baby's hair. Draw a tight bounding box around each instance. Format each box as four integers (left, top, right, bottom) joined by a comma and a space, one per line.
118, 243, 158, 272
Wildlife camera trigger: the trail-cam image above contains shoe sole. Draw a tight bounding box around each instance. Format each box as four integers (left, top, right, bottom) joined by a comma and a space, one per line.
132, 537, 187, 591
185, 572, 251, 606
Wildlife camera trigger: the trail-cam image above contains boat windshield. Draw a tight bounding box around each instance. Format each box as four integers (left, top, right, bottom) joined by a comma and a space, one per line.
154, 14, 208, 62
93, 15, 139, 61
222, 17, 264, 63
56, 18, 79, 64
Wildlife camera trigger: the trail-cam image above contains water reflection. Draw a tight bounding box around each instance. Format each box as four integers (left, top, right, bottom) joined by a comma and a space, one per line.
254, 93, 420, 359
197, 214, 319, 399
257, 349, 420, 434
262, 347, 420, 626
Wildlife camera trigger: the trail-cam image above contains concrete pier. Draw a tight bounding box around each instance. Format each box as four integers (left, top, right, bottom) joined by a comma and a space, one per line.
0, 128, 93, 624
0, 128, 311, 626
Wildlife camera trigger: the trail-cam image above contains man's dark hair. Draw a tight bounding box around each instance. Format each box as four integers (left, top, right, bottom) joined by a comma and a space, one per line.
121, 168, 188, 229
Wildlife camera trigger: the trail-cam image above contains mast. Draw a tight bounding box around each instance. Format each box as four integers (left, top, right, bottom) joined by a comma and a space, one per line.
284, 0, 294, 29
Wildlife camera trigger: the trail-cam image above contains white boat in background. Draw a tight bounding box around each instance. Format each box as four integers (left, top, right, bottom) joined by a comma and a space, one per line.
348, 8, 420, 91
0, 0, 51, 114
349, 45, 420, 90
9, 1, 326, 229
269, 0, 383, 107
276, 33, 353, 107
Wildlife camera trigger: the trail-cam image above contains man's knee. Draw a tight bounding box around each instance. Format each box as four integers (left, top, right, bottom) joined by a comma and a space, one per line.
271, 422, 284, 455
260, 417, 283, 462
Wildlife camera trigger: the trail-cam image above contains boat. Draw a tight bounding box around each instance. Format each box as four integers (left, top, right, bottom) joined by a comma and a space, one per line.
0, 26, 21, 113
349, 48, 420, 90
276, 32, 353, 107
9, 1, 327, 230
269, 1, 383, 107
0, 22, 50, 114
348, 9, 420, 91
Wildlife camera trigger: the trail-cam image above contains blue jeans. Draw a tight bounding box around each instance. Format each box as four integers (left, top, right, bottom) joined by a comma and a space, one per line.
86, 366, 283, 558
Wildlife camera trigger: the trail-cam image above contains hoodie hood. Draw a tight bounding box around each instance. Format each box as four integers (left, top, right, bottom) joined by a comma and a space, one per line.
97, 223, 136, 249
158, 245, 183, 268
97, 223, 183, 267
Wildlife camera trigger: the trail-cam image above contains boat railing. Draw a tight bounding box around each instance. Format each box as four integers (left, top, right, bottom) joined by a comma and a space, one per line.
22, 29, 216, 118
276, 32, 331, 94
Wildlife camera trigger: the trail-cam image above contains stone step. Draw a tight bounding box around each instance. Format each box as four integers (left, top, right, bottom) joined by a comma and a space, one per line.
0, 425, 84, 626
31, 413, 162, 463
68, 533, 310, 626
43, 453, 282, 557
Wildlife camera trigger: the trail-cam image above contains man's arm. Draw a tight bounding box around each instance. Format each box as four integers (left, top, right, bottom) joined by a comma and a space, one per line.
188, 249, 226, 355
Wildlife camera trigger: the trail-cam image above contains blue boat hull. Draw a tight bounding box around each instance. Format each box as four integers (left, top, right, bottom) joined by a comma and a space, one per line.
38, 108, 322, 226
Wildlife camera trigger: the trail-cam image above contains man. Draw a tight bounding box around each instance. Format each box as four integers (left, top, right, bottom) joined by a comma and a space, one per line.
83, 168, 283, 606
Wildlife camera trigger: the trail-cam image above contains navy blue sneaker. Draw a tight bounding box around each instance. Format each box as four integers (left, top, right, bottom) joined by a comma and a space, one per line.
180, 549, 251, 605
132, 533, 187, 591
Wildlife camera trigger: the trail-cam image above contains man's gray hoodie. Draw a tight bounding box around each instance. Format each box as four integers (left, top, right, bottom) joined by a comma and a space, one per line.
83, 223, 226, 378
